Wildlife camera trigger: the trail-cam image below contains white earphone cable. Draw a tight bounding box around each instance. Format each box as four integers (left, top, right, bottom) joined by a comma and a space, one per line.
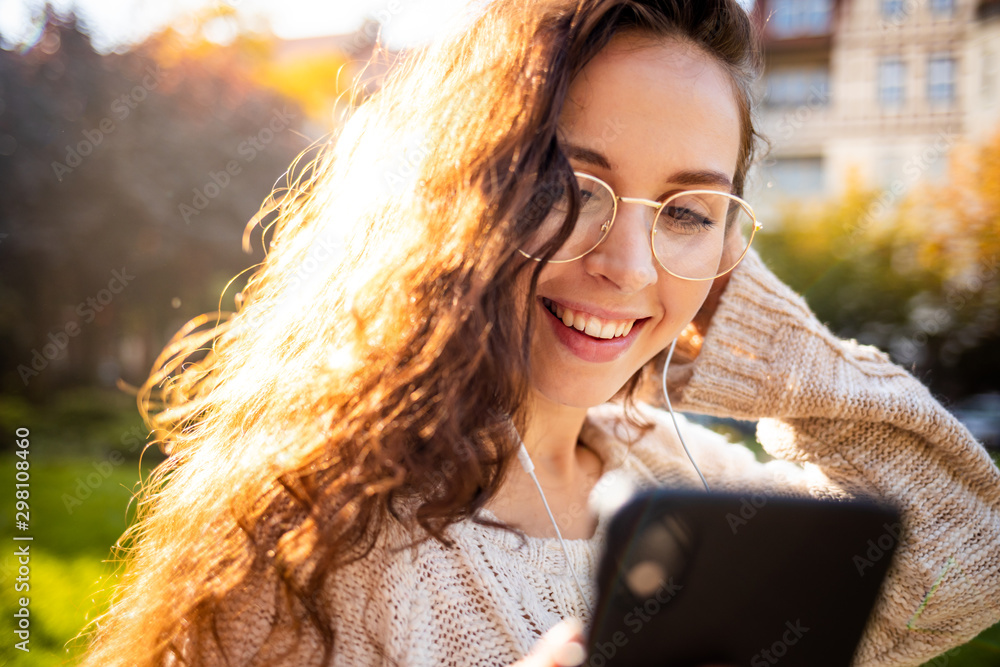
509, 336, 709, 621
515, 444, 593, 614
662, 338, 711, 492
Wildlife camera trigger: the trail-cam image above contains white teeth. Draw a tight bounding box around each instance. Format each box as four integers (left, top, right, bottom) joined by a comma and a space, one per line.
544, 299, 638, 340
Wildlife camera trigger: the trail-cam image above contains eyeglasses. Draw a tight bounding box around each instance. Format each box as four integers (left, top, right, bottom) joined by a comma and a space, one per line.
519, 172, 762, 281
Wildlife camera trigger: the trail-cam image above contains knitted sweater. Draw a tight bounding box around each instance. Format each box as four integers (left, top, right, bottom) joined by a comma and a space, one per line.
198, 248, 1000, 667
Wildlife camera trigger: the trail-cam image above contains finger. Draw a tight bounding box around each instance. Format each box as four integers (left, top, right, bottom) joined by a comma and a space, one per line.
552, 635, 587, 667
516, 618, 587, 667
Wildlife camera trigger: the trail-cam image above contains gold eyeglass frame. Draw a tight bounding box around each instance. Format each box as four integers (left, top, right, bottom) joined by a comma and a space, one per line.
519, 171, 763, 281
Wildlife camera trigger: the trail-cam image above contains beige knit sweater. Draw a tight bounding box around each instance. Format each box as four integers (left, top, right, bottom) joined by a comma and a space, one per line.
195, 248, 1000, 667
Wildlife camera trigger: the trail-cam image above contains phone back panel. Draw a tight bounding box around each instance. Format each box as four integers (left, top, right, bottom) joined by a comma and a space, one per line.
587, 490, 901, 667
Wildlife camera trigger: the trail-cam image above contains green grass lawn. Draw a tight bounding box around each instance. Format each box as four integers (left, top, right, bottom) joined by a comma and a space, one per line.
0, 452, 161, 666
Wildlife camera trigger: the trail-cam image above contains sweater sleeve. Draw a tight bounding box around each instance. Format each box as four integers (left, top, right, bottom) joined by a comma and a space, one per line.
664, 247, 1000, 667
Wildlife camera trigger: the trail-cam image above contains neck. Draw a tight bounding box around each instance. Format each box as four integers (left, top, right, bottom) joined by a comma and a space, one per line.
520, 390, 590, 481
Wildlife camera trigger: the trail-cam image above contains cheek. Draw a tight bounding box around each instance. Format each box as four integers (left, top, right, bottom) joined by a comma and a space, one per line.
657, 277, 712, 329
513, 264, 543, 324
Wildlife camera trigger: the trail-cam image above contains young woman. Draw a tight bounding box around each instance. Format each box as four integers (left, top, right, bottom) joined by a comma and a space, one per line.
80, 1, 1000, 666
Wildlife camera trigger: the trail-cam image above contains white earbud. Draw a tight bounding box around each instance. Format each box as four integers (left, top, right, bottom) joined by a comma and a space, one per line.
516, 442, 535, 475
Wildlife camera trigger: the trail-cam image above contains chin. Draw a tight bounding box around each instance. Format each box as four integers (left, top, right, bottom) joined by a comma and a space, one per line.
531, 372, 636, 410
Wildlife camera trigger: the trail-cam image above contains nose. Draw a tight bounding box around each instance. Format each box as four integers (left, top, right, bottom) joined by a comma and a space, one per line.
581, 199, 659, 293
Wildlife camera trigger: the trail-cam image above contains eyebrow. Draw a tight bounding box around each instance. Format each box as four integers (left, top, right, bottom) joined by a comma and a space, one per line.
562, 142, 734, 192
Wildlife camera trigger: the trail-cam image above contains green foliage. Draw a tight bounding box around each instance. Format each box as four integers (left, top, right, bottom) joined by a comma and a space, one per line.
920, 625, 1000, 666
0, 388, 150, 459
755, 147, 1000, 402
0, 11, 309, 399
0, 396, 39, 441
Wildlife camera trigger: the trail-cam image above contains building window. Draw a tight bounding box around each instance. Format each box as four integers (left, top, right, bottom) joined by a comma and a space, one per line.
879, 58, 906, 106
881, 0, 906, 19
771, 0, 833, 37
765, 67, 830, 107
984, 45, 997, 100
928, 54, 956, 104
929, 0, 954, 16
767, 157, 825, 195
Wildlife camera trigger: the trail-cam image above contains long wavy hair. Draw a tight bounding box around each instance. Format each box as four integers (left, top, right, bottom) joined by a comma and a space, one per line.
79, 1, 762, 664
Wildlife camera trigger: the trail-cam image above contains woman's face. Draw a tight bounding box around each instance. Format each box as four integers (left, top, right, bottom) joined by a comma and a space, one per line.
527, 34, 742, 409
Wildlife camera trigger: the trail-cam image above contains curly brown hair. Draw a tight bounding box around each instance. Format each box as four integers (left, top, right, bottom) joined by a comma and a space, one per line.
78, 1, 763, 664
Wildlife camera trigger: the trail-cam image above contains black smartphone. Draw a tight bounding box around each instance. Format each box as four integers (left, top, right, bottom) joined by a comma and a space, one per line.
586, 489, 901, 667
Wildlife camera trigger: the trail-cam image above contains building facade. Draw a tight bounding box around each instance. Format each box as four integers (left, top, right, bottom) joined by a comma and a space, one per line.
751, 0, 1000, 203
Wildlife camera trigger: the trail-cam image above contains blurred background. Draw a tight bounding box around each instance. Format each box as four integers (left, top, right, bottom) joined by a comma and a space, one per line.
0, 0, 997, 664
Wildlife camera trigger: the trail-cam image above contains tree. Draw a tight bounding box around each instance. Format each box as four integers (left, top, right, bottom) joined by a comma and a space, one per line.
0, 8, 311, 399
754, 129, 1000, 402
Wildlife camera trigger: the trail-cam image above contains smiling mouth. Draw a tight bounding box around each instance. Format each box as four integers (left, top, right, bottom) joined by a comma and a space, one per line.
541, 297, 639, 340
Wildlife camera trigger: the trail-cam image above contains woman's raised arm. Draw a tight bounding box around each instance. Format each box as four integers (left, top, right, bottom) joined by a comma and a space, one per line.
665, 247, 1000, 667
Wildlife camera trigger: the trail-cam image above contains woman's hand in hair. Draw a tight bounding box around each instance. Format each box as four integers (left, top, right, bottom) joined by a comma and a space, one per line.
674, 227, 747, 364
512, 618, 588, 667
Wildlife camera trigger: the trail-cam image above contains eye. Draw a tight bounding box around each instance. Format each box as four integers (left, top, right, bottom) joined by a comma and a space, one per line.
659, 205, 716, 231
579, 187, 600, 208
656, 192, 730, 235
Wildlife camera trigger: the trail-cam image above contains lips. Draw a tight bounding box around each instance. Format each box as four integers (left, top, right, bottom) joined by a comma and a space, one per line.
542, 297, 636, 339
537, 296, 649, 364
